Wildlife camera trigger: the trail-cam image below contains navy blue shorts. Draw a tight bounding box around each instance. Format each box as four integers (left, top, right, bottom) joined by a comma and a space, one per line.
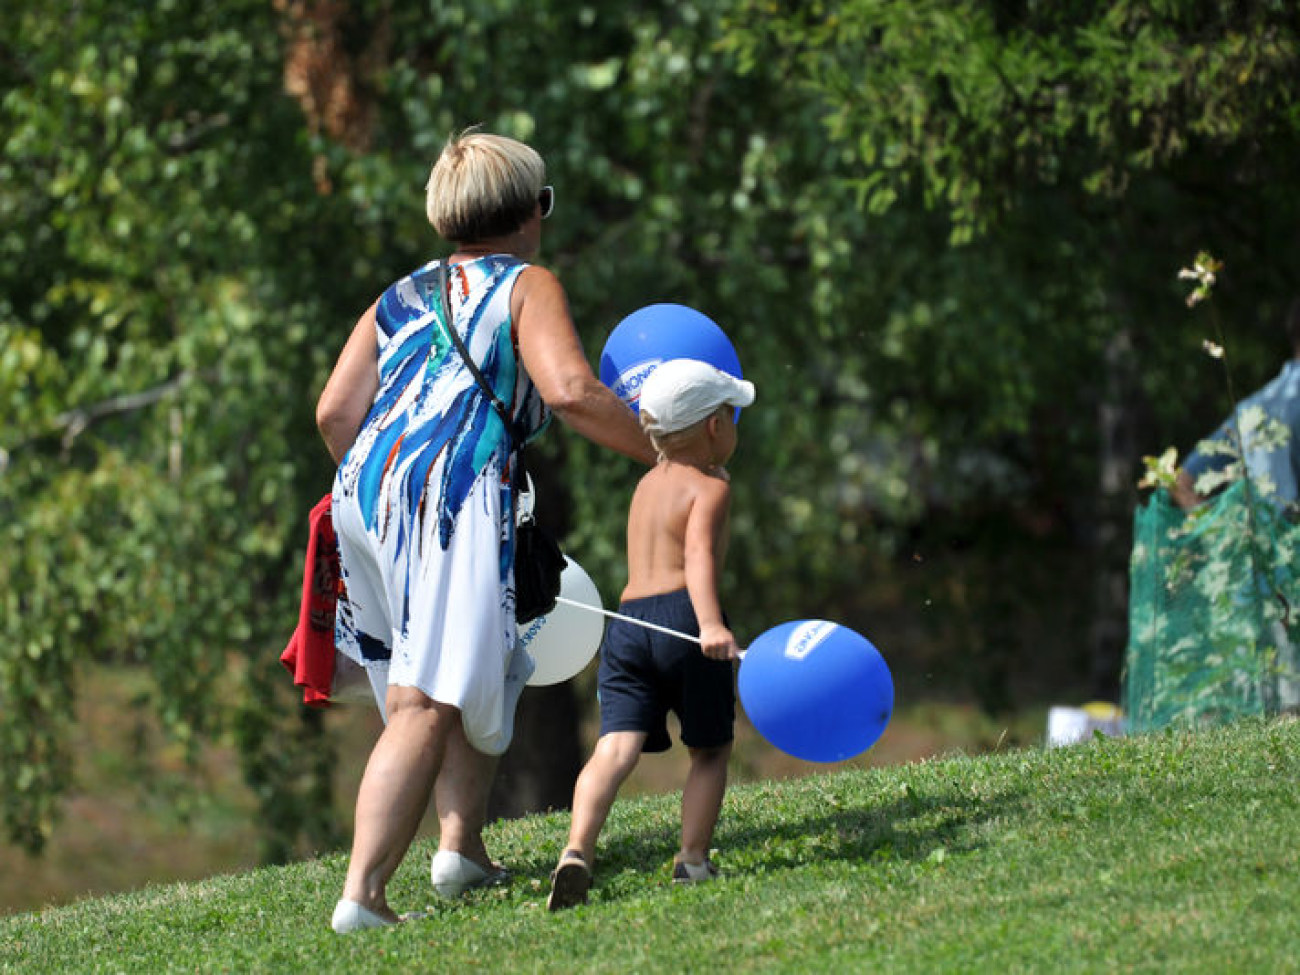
597, 589, 735, 753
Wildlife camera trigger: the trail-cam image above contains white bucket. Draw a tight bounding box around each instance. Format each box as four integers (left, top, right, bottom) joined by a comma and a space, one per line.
1047, 702, 1125, 747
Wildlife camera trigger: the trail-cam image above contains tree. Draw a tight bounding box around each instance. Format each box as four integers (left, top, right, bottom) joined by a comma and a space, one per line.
1, 0, 859, 854
0, 0, 364, 856
15, 0, 1296, 863
721, 0, 1300, 699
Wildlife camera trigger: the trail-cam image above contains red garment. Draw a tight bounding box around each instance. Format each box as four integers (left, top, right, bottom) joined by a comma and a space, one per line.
280, 493, 342, 707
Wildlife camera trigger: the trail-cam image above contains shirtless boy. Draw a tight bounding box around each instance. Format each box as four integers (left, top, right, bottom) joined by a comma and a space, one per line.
547, 357, 755, 910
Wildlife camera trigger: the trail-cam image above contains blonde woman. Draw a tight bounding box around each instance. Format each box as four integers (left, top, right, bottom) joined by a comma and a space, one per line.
317, 130, 654, 932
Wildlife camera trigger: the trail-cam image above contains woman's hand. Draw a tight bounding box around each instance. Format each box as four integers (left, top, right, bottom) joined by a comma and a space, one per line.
514, 267, 656, 466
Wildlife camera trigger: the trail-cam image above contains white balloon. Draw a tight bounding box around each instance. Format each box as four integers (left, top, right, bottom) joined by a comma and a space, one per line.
519, 558, 605, 686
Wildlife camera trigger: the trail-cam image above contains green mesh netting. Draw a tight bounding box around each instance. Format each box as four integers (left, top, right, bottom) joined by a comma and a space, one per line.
1124, 482, 1300, 733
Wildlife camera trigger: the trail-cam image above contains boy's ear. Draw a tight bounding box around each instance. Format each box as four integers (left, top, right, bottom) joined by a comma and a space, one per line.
704, 413, 720, 437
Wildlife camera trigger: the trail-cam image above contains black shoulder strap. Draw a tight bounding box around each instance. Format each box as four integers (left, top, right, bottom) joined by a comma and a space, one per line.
437, 261, 524, 450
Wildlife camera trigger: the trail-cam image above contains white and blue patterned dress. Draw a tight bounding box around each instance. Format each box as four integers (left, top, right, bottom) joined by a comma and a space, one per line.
332, 255, 549, 754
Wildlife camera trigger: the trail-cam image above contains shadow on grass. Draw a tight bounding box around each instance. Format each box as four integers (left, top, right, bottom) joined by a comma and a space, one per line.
491, 778, 1028, 906
729, 788, 1020, 871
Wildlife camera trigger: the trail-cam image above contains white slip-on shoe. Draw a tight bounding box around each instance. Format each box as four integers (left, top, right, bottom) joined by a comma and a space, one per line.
430, 850, 509, 899
330, 899, 394, 934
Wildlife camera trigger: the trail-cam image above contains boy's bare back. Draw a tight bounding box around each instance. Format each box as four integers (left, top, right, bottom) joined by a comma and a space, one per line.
622, 461, 729, 597
622, 459, 734, 658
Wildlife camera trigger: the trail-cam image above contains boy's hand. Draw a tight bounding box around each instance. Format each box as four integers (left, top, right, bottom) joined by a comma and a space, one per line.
699, 623, 741, 661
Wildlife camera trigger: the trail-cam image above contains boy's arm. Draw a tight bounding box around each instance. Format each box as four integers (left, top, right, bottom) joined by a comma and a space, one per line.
684, 477, 741, 661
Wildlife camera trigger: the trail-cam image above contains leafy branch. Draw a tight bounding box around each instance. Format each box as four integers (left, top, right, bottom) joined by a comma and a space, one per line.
54, 371, 194, 450
0, 371, 210, 476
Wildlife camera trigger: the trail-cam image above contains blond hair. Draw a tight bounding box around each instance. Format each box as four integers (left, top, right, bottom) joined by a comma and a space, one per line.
642, 404, 727, 463
425, 128, 546, 243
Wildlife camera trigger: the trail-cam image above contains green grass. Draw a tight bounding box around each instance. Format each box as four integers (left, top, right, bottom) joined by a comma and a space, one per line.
4, 718, 1300, 973
0, 688, 1044, 916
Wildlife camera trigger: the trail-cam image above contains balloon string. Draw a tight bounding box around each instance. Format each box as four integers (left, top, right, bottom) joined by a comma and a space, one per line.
552, 596, 746, 658
553, 596, 701, 643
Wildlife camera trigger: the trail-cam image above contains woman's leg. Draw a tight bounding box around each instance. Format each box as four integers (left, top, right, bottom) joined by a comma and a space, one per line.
340, 686, 459, 917
679, 742, 731, 865
434, 719, 498, 866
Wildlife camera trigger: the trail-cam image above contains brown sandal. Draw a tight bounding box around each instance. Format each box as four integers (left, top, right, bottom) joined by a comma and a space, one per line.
547, 850, 592, 911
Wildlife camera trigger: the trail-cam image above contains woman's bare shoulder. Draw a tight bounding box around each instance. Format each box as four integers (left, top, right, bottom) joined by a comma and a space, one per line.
513, 263, 561, 298
511, 264, 569, 326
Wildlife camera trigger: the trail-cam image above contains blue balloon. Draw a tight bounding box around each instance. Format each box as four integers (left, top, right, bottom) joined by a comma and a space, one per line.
738, 620, 893, 763
600, 303, 743, 414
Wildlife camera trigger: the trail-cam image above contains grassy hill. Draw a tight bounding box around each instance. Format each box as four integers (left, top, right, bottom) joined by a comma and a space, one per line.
0, 666, 1044, 916
4, 718, 1299, 973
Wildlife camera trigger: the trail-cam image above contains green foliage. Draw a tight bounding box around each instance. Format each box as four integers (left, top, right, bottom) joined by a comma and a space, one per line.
2, 0, 881, 855
6, 0, 1300, 861
720, 0, 1300, 437
721, 0, 1300, 715
1, 0, 351, 854
322, 0, 932, 621
6, 718, 1300, 971
723, 0, 1300, 239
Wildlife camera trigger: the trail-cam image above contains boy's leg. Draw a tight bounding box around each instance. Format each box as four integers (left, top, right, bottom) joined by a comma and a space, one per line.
564, 730, 647, 863
679, 742, 731, 866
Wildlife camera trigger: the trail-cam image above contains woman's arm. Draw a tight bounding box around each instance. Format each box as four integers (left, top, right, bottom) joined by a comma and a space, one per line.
316, 301, 381, 465
514, 267, 656, 466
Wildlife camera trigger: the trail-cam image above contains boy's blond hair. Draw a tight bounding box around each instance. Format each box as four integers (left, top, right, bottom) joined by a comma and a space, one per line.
425, 128, 546, 243
642, 404, 728, 463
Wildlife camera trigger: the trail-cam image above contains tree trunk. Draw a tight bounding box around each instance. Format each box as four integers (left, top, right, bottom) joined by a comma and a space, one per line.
1090, 325, 1139, 700
487, 683, 584, 819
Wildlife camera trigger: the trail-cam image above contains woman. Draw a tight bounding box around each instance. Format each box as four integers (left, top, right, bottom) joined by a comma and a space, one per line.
316, 130, 655, 932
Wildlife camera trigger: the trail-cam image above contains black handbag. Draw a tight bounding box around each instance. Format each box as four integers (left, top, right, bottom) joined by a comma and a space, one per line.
511, 471, 567, 623
437, 263, 566, 623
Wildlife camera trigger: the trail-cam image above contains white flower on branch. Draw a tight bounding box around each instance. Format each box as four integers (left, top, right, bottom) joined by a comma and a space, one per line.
1178, 252, 1223, 308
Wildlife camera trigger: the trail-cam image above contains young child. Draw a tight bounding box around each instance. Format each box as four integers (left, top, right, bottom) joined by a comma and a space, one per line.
548, 357, 755, 910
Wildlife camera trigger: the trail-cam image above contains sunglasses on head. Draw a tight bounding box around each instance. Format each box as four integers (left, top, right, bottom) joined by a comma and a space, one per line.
538, 185, 555, 220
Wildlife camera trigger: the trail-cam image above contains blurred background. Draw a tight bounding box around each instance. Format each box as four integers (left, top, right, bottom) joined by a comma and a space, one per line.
3, 0, 1298, 915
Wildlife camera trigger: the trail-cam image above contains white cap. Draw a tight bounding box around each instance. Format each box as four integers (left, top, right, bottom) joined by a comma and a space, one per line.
638, 358, 755, 435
